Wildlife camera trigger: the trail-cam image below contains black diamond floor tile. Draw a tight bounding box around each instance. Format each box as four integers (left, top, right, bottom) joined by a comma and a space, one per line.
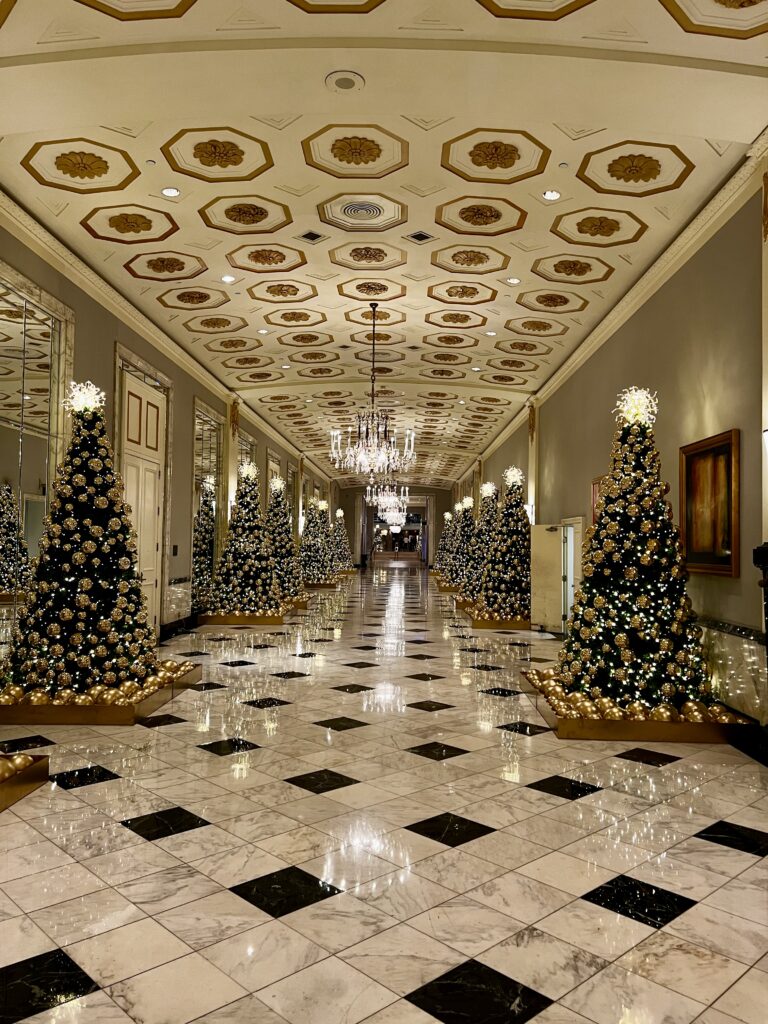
406, 742, 468, 761
406, 673, 445, 682
220, 660, 256, 668
191, 682, 227, 692
352, 646, 377, 652
407, 639, 433, 645
250, 644, 276, 651
231, 866, 341, 918
285, 769, 359, 794
616, 747, 683, 768
332, 684, 374, 694
177, 650, 210, 657
405, 960, 552, 1024
694, 820, 768, 857
481, 688, 522, 698
137, 714, 187, 728
583, 874, 695, 928
271, 671, 309, 680
526, 775, 602, 801
122, 805, 210, 841
198, 738, 261, 756
407, 701, 455, 713
0, 734, 54, 753
460, 647, 484, 654
50, 765, 120, 790
344, 662, 379, 669
309, 638, 334, 643
359, 633, 380, 638
509, 641, 532, 648
529, 657, 554, 664
0, 949, 99, 1023
242, 697, 292, 709
472, 664, 502, 672
406, 654, 437, 661
497, 722, 551, 736
314, 717, 368, 731
295, 652, 317, 659
407, 812, 494, 847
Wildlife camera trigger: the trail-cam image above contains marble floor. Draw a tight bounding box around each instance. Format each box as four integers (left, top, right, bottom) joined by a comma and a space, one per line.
0, 565, 766, 1024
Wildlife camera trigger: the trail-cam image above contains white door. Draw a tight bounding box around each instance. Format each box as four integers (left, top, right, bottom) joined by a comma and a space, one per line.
120, 373, 166, 633
531, 525, 567, 633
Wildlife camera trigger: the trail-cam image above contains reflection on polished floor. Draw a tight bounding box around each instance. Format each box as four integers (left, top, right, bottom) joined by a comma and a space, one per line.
0, 567, 766, 1024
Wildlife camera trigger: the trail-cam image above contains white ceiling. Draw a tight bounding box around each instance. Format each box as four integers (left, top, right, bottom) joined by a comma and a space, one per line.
0, 0, 766, 485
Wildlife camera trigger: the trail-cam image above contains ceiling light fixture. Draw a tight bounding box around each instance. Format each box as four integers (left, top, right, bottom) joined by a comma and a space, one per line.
161, 186, 180, 198
485, 331, 496, 337
542, 189, 561, 201
471, 367, 481, 372
506, 277, 521, 285
281, 364, 290, 369
257, 329, 269, 335
221, 274, 236, 284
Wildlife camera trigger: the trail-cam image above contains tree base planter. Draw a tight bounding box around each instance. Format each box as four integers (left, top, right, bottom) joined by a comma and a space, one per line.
198, 613, 284, 626
0, 592, 25, 605
471, 617, 531, 630
437, 583, 459, 593
0, 664, 202, 727
290, 597, 312, 610
306, 582, 338, 590
0, 755, 49, 812
341, 569, 358, 576
454, 597, 471, 610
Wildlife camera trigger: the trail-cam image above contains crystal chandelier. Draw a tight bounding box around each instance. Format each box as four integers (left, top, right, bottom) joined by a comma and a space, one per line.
330, 302, 415, 477
366, 478, 409, 513
382, 507, 406, 529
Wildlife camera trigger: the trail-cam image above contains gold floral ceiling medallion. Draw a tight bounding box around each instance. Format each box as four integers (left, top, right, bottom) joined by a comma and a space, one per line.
350, 246, 387, 263
714, 0, 764, 7
331, 136, 382, 166
510, 341, 536, 351
553, 259, 591, 276
282, 311, 310, 322
459, 204, 502, 226
452, 250, 489, 267
200, 317, 230, 329
577, 215, 620, 238
292, 334, 320, 344
54, 151, 109, 180
108, 212, 152, 234
176, 290, 210, 304
443, 313, 471, 324
220, 338, 246, 349
235, 357, 263, 367
225, 203, 268, 224
193, 139, 245, 169
247, 249, 286, 266
437, 335, 464, 345
446, 285, 479, 298
469, 140, 519, 170
356, 282, 388, 295
147, 256, 185, 273
267, 284, 299, 297
522, 320, 551, 332
361, 309, 391, 320
607, 154, 662, 183
536, 293, 569, 308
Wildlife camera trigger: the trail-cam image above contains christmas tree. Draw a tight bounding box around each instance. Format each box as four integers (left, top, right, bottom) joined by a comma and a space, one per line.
471, 467, 531, 624
444, 497, 475, 588
209, 463, 281, 615
556, 388, 709, 720
0, 483, 31, 596
332, 508, 354, 572
300, 498, 335, 585
265, 475, 303, 604
434, 510, 453, 574
191, 481, 215, 614
4, 382, 157, 705
462, 482, 498, 604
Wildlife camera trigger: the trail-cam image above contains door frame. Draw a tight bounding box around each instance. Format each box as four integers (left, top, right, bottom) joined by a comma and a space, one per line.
113, 344, 174, 624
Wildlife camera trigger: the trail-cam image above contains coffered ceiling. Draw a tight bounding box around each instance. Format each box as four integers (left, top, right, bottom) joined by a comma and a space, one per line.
0, 0, 766, 486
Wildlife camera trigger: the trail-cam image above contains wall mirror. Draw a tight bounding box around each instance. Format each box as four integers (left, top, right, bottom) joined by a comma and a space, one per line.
238, 428, 257, 469
192, 403, 224, 614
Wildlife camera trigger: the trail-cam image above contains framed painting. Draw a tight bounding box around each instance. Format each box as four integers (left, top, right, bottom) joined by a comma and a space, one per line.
679, 429, 739, 577
267, 448, 281, 483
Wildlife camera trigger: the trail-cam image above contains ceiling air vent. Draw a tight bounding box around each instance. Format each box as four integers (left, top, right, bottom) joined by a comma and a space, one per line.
406, 230, 434, 244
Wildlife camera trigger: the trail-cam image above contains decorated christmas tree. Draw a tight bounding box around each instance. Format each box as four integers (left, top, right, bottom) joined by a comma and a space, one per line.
332, 508, 354, 573
471, 467, 531, 624
208, 463, 281, 615
191, 481, 215, 614
265, 475, 303, 604
444, 496, 474, 588
462, 481, 498, 604
300, 498, 335, 585
3, 382, 157, 705
0, 483, 31, 596
554, 388, 710, 720
434, 510, 453, 575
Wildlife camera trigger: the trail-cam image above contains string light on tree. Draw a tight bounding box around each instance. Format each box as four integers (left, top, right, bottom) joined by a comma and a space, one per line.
434, 511, 454, 576
462, 481, 498, 606
331, 508, 354, 573
191, 480, 215, 614
265, 475, 304, 605
300, 497, 335, 585
0, 483, 31, 597
471, 467, 531, 624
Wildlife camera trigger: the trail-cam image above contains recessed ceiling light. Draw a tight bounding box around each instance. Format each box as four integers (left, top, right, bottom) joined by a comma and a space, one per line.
458, 400, 465, 405
145, 159, 156, 166
542, 189, 561, 201
506, 277, 521, 285
257, 329, 269, 335
221, 274, 236, 284
281, 364, 290, 369
471, 367, 481, 372
161, 186, 180, 198
485, 331, 496, 337
305, 399, 313, 403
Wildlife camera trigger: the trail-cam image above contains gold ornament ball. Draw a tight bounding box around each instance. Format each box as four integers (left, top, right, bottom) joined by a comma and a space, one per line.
143, 674, 160, 689
566, 692, 584, 707
595, 697, 615, 712
0, 759, 17, 782
161, 659, 178, 671
119, 681, 140, 696
0, 694, 17, 705
625, 701, 646, 718
707, 704, 727, 722
685, 710, 706, 723
603, 707, 625, 720
717, 712, 737, 724
10, 754, 34, 771
100, 690, 120, 705
73, 694, 94, 705
28, 691, 51, 705
649, 704, 678, 722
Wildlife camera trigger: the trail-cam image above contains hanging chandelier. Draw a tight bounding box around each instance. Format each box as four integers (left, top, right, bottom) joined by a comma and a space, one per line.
382, 507, 406, 529
366, 478, 409, 513
330, 302, 415, 477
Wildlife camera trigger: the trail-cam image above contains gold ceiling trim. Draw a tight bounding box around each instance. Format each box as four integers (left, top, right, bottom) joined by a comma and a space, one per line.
473, 0, 598, 19
658, 0, 768, 39
285, 0, 389, 11
0, 0, 16, 29
20, 137, 140, 194
73, 0, 199, 18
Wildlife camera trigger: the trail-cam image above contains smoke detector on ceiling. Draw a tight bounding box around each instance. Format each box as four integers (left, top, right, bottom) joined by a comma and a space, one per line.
325, 70, 365, 93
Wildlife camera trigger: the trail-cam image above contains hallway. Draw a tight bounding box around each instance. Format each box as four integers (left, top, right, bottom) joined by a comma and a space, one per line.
0, 571, 765, 1024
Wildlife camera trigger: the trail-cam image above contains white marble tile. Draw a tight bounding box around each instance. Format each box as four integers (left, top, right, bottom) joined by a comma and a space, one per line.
356, 1001, 437, 1024
469, 870, 572, 924
410, 848, 506, 892
459, 831, 549, 870
539, 899, 655, 959
259, 957, 397, 1024
155, 824, 246, 864
0, 839, 74, 883
628, 853, 734, 901
0, 914, 56, 967
301, 847, 397, 889
201, 920, 329, 990
665, 903, 768, 965
408, 893, 522, 956
116, 863, 222, 914
283, 893, 398, 953
561, 963, 706, 1024
30, 887, 146, 945
0, 861, 106, 912
712, 968, 768, 1024
189, 993, 292, 1023
616, 930, 748, 1003
156, 891, 271, 950
191, 844, 288, 887
84, 843, 181, 886
516, 851, 616, 896
22, 990, 135, 1023
66, 917, 192, 986
258, 825, 340, 864
560, 833, 651, 872
351, 869, 455, 921
108, 952, 248, 1024
339, 921, 464, 995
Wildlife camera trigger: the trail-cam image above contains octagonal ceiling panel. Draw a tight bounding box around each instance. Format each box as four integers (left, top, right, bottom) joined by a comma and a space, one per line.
506, 317, 569, 338
345, 306, 405, 326
226, 244, 306, 274
428, 281, 498, 304
432, 245, 510, 275
302, 124, 408, 178
517, 289, 588, 313
532, 254, 613, 284
184, 314, 247, 334
264, 308, 327, 327
161, 128, 273, 182
422, 350, 472, 366
441, 129, 550, 184
658, 0, 768, 39
436, 196, 527, 236
81, 204, 178, 243
551, 207, 648, 247
329, 242, 406, 271
350, 329, 404, 346
204, 337, 262, 354
577, 140, 695, 197
73, 0, 199, 17
21, 138, 139, 193
157, 286, 229, 310
318, 193, 406, 231
248, 281, 318, 303
425, 309, 487, 329
481, 372, 529, 387
285, 0, 389, 10
278, 332, 334, 348
125, 251, 206, 281
354, 347, 405, 363
338, 278, 405, 300
199, 194, 292, 234
423, 333, 479, 350
473, 0, 597, 17
495, 337, 552, 357
220, 353, 273, 370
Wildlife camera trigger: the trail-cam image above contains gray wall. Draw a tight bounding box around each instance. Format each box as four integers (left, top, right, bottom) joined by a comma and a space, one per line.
483, 424, 529, 491
536, 195, 761, 629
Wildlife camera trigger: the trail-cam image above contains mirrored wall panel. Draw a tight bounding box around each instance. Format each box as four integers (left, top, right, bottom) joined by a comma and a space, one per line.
192, 404, 224, 615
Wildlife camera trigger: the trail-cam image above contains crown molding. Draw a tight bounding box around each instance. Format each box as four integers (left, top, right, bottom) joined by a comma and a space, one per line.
0, 188, 329, 484
479, 125, 768, 467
